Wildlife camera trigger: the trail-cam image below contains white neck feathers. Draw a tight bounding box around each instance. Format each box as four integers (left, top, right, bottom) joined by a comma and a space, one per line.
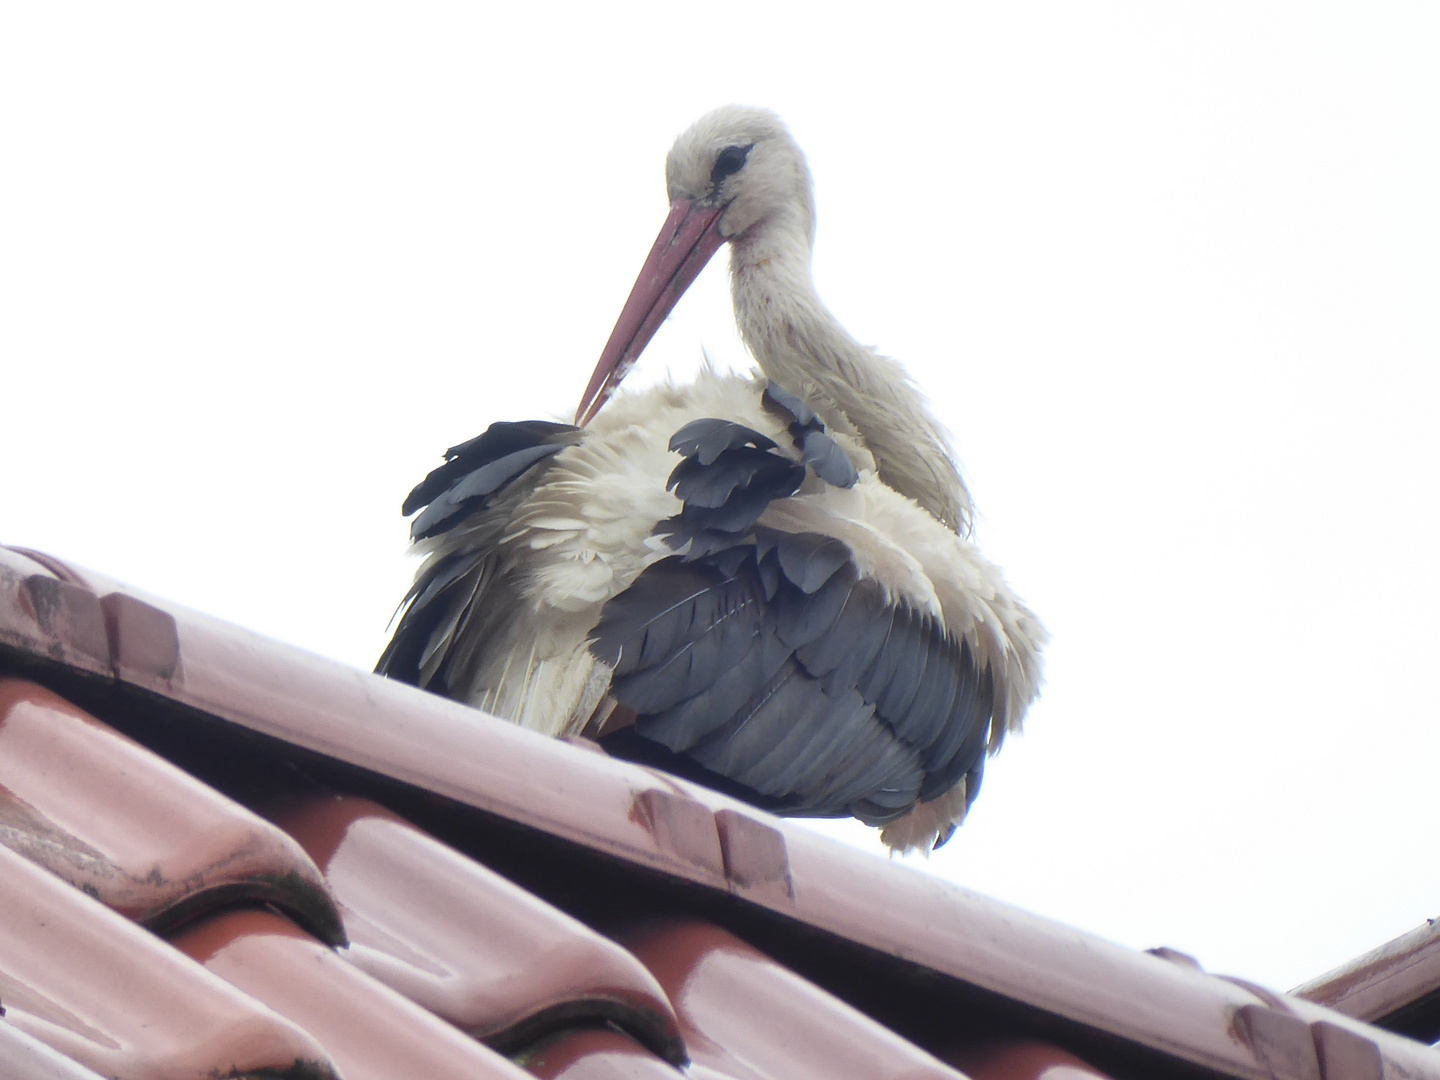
728, 224, 973, 533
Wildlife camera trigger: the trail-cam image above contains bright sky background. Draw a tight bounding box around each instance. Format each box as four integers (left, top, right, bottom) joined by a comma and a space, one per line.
3, 4, 1437, 995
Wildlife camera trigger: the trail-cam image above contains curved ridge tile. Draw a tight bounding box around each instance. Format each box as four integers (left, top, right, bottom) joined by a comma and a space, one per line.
1293, 917, 1440, 1034
266, 794, 686, 1064
170, 908, 536, 1080
0, 843, 337, 1080
0, 678, 343, 944
614, 919, 967, 1080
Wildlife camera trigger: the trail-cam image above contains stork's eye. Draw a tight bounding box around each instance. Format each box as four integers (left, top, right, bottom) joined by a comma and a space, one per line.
711, 144, 753, 186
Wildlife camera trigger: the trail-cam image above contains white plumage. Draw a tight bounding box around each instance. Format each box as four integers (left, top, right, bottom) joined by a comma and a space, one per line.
379, 107, 1046, 851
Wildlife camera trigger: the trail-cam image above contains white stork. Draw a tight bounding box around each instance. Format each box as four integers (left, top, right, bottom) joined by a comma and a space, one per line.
378, 106, 1046, 851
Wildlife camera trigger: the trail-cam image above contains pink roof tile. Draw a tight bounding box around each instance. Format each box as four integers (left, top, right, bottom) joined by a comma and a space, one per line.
0, 842, 336, 1079
170, 908, 533, 1080
267, 793, 685, 1059
0, 677, 341, 941
615, 918, 968, 1080
0, 1022, 107, 1080
521, 1028, 690, 1079
945, 1041, 1118, 1080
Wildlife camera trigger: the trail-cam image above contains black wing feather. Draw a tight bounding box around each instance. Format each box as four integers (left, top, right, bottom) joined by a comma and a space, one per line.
637, 630, 789, 754
659, 423, 806, 541
411, 442, 567, 540
799, 428, 859, 488
605, 575, 765, 713
762, 380, 857, 489
689, 663, 834, 785
669, 418, 777, 463
870, 616, 931, 723
773, 559, 859, 649
668, 457, 805, 534
403, 420, 576, 516
917, 661, 995, 801
378, 419, 579, 686
668, 447, 787, 508
792, 581, 891, 690
899, 638, 962, 750
774, 530, 851, 594
751, 679, 870, 794
815, 734, 921, 818
761, 381, 819, 427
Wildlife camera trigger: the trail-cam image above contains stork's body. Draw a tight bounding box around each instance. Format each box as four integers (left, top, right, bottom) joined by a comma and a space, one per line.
379, 107, 1046, 851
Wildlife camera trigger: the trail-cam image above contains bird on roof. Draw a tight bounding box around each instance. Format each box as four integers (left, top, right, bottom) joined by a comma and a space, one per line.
377, 106, 1046, 852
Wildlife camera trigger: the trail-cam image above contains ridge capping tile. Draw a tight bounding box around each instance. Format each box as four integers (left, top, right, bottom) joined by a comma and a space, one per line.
1232, 1005, 1321, 1080
714, 807, 792, 902
632, 787, 725, 878
765, 821, 1440, 1080
1310, 1021, 1384, 1080
100, 591, 182, 685
1293, 917, 1440, 1030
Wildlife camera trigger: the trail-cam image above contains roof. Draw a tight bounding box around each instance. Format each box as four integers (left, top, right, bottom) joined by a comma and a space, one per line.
1295, 919, 1440, 1043
0, 542, 1435, 1080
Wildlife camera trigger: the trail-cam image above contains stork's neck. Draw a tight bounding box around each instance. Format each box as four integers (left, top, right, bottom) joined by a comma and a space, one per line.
728, 218, 973, 532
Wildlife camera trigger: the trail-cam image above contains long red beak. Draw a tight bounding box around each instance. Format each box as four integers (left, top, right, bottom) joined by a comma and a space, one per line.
576, 198, 726, 426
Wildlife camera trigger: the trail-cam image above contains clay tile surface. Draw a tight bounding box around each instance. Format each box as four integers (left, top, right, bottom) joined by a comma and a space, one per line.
615, 919, 968, 1080
5, 545, 1440, 1080
521, 1028, 688, 1080
946, 1041, 1116, 1080
0, 677, 343, 943
0, 1023, 107, 1080
168, 908, 537, 1080
0, 549, 110, 679
0, 842, 337, 1080
266, 793, 686, 1061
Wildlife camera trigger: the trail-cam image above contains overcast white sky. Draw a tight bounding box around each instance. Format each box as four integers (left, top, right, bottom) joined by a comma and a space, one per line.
2, 4, 1437, 994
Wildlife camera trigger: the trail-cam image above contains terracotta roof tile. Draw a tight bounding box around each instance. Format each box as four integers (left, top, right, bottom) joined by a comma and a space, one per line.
266, 793, 685, 1060
0, 1022, 107, 1080
615, 918, 967, 1080
521, 1028, 688, 1079
2, 544, 1439, 1080
169, 908, 533, 1080
0, 677, 342, 942
944, 1041, 1119, 1080
0, 842, 337, 1080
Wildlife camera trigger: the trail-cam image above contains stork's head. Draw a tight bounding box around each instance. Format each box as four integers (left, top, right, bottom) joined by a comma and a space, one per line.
664, 105, 816, 248
576, 106, 814, 425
